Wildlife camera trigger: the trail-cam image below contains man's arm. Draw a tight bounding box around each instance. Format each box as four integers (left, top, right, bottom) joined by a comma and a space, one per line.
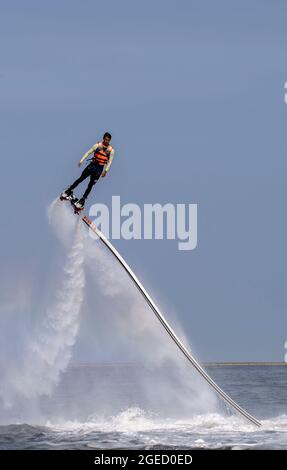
78, 143, 99, 166
102, 148, 115, 176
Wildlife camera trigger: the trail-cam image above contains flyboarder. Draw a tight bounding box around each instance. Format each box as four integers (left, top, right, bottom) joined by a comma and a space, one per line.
60, 132, 115, 210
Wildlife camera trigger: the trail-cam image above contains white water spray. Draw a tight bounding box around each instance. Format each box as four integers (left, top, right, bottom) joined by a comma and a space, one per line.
0, 201, 85, 408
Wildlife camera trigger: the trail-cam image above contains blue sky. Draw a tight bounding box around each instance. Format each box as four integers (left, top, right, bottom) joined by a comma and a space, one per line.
0, 0, 286, 361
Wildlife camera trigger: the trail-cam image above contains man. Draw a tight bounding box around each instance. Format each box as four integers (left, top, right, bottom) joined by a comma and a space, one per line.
61, 132, 115, 209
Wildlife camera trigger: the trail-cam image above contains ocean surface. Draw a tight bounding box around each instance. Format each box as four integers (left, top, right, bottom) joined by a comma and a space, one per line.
0, 364, 286, 450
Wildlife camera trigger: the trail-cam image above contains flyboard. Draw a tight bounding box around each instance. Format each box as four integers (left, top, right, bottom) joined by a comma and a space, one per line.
61, 196, 261, 427
60, 194, 84, 214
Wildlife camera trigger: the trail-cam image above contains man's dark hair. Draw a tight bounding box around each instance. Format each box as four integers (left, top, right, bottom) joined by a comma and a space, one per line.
103, 132, 112, 140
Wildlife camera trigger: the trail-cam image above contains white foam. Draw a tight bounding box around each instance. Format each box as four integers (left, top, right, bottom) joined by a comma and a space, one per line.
44, 409, 287, 450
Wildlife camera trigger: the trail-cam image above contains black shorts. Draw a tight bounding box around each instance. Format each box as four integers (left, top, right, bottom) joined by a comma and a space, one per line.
83, 162, 104, 181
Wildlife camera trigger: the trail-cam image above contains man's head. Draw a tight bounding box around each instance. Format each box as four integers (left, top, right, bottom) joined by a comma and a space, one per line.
103, 132, 112, 147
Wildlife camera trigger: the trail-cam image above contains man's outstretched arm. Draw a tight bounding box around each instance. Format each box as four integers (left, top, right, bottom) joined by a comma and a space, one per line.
78, 143, 99, 167
102, 149, 115, 176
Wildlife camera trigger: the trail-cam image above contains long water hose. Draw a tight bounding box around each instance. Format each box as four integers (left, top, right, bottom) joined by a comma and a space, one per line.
82, 214, 261, 427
